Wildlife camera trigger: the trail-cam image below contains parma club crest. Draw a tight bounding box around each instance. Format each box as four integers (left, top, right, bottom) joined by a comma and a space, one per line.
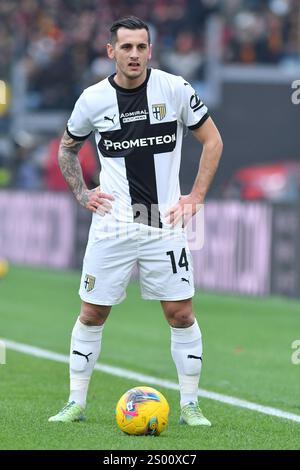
84, 274, 95, 292
152, 103, 166, 121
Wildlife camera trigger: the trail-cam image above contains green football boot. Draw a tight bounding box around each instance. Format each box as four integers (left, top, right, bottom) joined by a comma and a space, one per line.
48, 401, 85, 423
180, 402, 211, 426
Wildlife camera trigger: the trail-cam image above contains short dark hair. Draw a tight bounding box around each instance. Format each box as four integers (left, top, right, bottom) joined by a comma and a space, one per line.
110, 16, 151, 45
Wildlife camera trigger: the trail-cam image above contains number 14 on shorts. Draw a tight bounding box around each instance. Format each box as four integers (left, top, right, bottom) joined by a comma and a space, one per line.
166, 248, 189, 274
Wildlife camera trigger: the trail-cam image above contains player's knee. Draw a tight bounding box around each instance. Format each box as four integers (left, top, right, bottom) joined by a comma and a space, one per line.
171, 311, 194, 328
79, 302, 111, 326
163, 301, 194, 327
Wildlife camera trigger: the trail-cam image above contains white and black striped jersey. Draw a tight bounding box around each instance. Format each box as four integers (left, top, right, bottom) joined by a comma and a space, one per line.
67, 68, 209, 227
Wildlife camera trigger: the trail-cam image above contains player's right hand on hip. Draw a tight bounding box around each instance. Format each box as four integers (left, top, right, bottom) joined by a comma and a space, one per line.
83, 186, 114, 215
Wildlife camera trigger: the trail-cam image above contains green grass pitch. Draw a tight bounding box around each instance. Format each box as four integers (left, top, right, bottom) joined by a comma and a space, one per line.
0, 265, 300, 450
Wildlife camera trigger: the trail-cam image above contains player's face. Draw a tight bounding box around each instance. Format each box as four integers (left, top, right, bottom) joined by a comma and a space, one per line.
107, 28, 152, 88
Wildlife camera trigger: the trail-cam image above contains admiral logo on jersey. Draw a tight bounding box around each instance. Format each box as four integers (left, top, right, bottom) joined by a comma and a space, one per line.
121, 109, 148, 123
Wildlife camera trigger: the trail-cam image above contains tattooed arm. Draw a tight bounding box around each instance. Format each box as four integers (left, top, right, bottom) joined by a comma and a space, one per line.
58, 131, 89, 206
58, 131, 114, 214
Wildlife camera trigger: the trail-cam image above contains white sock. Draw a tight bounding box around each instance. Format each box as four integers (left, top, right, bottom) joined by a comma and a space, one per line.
170, 320, 202, 408
68, 317, 103, 408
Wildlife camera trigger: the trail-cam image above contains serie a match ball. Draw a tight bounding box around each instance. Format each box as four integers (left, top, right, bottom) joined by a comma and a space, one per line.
115, 386, 169, 436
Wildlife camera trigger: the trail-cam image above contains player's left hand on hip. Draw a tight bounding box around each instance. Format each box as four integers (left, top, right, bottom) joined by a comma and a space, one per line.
165, 195, 203, 227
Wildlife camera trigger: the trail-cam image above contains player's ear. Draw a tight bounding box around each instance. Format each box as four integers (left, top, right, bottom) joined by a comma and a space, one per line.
107, 43, 114, 59
148, 44, 152, 60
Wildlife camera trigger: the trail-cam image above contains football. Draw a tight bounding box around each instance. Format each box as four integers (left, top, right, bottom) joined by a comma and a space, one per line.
115, 386, 169, 436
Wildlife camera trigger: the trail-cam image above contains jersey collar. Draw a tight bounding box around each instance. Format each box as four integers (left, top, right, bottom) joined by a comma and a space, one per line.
108, 68, 151, 93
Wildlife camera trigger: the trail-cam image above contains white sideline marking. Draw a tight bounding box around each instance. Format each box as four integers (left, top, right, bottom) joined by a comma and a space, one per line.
4, 338, 300, 424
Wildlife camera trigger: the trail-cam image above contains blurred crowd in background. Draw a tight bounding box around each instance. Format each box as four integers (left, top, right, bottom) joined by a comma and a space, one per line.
0, 0, 299, 194
1, 0, 299, 101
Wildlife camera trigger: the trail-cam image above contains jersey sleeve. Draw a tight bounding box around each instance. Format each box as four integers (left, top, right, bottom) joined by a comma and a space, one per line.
176, 77, 209, 130
67, 91, 94, 140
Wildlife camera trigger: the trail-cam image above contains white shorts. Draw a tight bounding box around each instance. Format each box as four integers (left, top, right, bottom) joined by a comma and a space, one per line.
79, 216, 195, 305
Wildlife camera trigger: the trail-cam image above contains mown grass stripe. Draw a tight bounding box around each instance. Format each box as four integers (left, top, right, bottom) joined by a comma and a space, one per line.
4, 338, 300, 424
